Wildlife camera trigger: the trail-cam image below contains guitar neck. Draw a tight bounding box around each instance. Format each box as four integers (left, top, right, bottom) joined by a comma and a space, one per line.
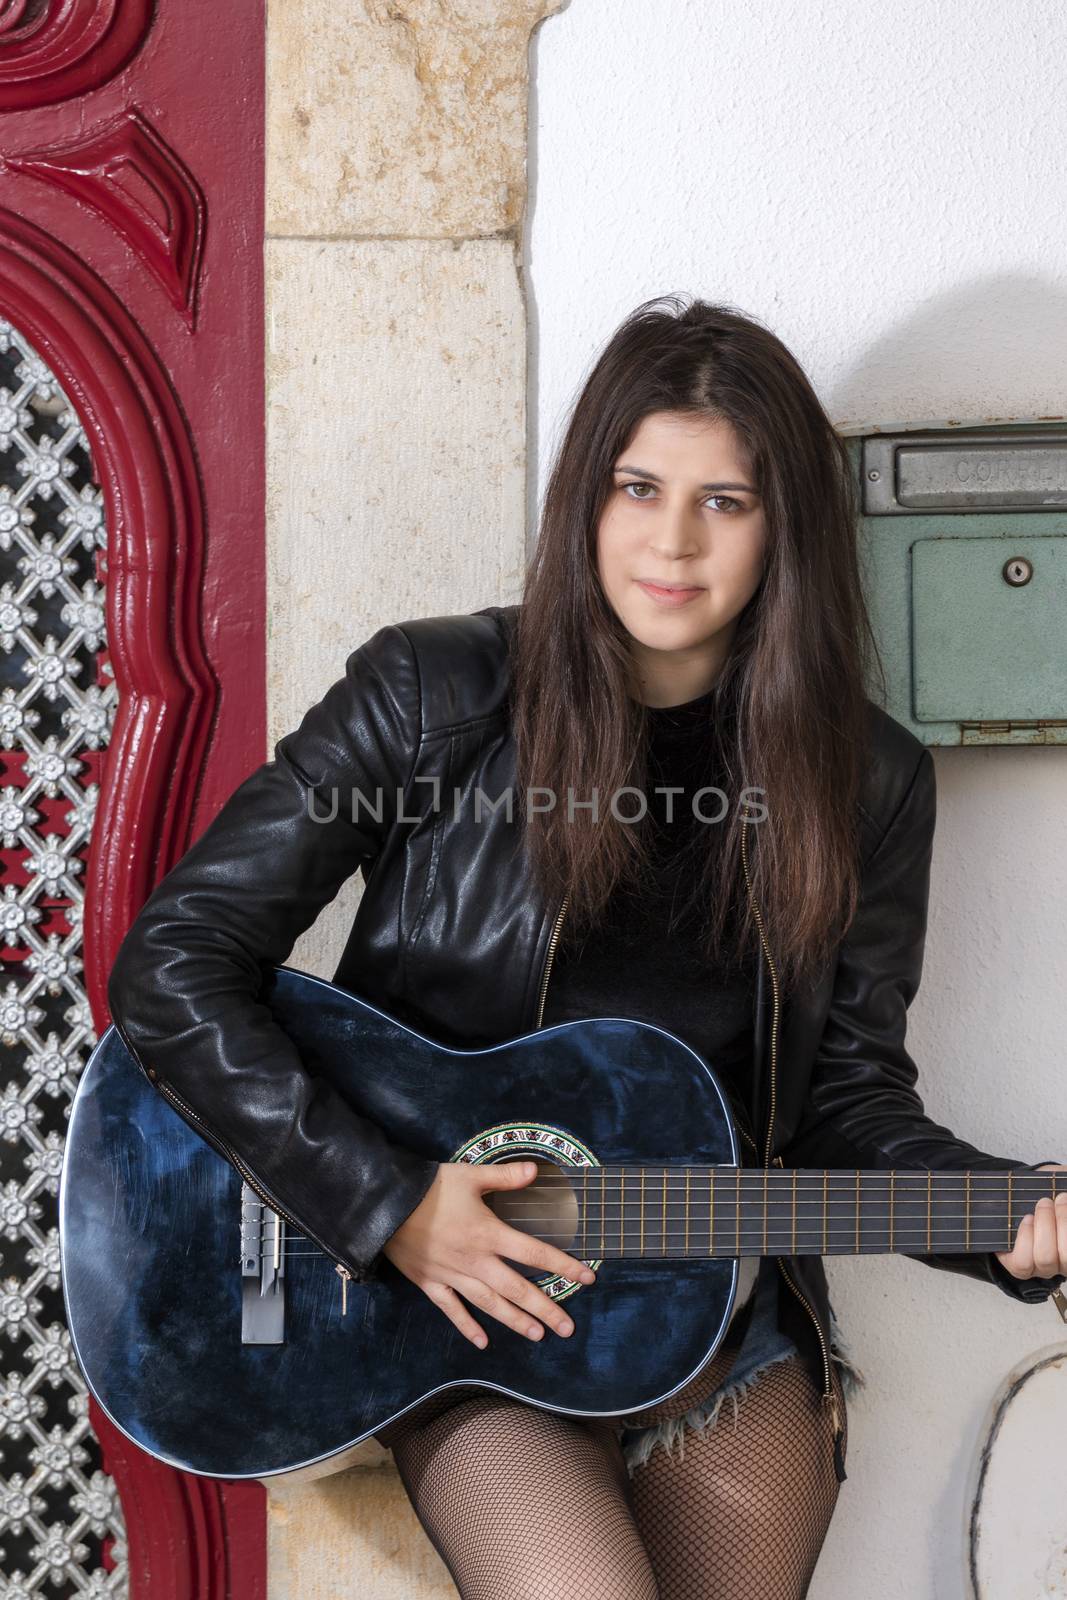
559, 1167, 1063, 1258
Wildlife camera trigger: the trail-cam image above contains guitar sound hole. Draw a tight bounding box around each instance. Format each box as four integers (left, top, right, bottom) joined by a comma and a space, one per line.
486, 1158, 580, 1270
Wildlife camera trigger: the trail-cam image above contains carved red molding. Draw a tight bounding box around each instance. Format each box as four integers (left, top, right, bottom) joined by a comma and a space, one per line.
0, 0, 267, 1586
0, 205, 215, 1001
6, 106, 207, 326
0, 0, 153, 110
0, 205, 266, 1600
96, 1423, 266, 1600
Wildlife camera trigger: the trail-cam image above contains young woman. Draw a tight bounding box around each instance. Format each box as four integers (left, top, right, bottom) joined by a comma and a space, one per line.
107, 296, 1067, 1600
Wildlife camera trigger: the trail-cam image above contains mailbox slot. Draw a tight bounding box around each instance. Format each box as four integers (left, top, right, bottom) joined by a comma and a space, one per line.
853, 421, 1067, 745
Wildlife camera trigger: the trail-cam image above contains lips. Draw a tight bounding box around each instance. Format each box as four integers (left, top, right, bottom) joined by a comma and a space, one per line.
636, 580, 705, 607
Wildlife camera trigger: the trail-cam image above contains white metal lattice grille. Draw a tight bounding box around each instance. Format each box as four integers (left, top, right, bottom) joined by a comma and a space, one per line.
0, 320, 128, 1599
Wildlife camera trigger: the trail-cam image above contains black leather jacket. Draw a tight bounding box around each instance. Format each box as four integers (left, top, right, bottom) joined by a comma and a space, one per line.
106, 601, 1063, 1419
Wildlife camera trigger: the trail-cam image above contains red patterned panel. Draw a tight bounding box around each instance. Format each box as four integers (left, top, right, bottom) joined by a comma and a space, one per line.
0, 2, 267, 1596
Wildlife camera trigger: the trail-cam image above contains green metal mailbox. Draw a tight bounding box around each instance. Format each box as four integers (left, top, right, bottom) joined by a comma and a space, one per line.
847, 420, 1067, 745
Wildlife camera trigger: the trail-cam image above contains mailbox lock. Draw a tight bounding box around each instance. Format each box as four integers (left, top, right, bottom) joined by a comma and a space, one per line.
1002, 556, 1033, 587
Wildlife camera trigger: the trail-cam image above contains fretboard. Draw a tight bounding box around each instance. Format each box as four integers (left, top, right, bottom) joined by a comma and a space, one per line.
534, 1167, 1063, 1258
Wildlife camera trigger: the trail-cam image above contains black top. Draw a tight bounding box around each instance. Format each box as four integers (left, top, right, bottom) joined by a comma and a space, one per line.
540, 685, 759, 1138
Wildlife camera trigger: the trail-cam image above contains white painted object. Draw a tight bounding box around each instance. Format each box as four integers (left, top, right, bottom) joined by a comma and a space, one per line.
968, 1344, 1067, 1599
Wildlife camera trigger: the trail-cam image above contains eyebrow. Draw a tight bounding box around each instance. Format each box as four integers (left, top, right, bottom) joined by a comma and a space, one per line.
613, 464, 759, 494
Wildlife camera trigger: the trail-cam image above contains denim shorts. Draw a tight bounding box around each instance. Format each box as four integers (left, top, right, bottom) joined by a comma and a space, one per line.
616, 1257, 865, 1474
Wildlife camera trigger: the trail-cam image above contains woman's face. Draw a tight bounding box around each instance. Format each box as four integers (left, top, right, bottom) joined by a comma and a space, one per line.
595, 410, 767, 707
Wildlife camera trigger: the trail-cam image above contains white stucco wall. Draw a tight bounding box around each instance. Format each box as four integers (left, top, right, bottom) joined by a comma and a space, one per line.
529, 5, 1067, 1596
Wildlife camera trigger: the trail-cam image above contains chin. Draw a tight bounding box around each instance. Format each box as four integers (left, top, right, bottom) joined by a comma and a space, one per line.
620, 612, 713, 651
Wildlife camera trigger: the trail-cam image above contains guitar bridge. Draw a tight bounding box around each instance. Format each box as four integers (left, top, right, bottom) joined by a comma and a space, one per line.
239, 1182, 286, 1344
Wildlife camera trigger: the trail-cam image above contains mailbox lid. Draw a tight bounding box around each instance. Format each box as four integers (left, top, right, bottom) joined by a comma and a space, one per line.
912, 535, 1067, 722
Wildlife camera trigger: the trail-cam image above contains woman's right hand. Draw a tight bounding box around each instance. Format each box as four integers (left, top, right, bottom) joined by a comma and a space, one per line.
381, 1159, 596, 1349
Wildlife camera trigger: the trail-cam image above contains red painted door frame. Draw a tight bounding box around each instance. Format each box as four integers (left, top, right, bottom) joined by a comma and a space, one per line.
0, 5, 268, 1595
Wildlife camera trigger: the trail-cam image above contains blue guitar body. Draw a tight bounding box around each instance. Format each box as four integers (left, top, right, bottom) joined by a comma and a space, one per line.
60, 964, 746, 1481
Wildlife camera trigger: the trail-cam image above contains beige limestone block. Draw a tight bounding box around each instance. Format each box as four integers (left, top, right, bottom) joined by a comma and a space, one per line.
264, 9, 551, 1589
265, 231, 526, 990
268, 0, 567, 239
268, 1461, 455, 1599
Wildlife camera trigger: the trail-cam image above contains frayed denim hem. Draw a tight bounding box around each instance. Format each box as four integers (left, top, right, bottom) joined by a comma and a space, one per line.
619, 1343, 799, 1476
828, 1305, 866, 1401
618, 1308, 865, 1477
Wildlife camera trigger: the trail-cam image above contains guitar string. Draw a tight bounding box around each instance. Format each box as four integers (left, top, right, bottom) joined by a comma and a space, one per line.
496, 1204, 1057, 1219
250, 1189, 1062, 1239
239, 1177, 1062, 1195
257, 1220, 1058, 1250
453, 1174, 1060, 1185
259, 1230, 1044, 1259
258, 1221, 1060, 1241
367, 1175, 1060, 1190
251, 1198, 1064, 1234
247, 1203, 1062, 1248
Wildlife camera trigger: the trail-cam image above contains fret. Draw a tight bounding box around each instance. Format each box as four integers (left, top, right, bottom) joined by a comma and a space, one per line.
684, 1164, 694, 1260
895, 1170, 931, 1254
763, 1167, 768, 1256
965, 1171, 970, 1251
927, 1171, 932, 1252
791, 1167, 797, 1255
662, 1167, 667, 1258
855, 1170, 860, 1254
705, 1168, 714, 1257
823, 1170, 828, 1254
830, 1171, 853, 1253
770, 1165, 789, 1256
670, 1166, 685, 1256
639, 1167, 644, 1256
702, 1169, 713, 1258
735, 1168, 741, 1257
889, 1168, 895, 1252
1008, 1170, 1012, 1238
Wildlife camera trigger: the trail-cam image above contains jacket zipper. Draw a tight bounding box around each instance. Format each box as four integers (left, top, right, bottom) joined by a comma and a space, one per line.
740, 817, 846, 1482
151, 1074, 355, 1306
535, 892, 571, 1029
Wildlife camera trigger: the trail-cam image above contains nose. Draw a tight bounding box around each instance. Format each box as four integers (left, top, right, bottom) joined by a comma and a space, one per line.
647, 502, 702, 561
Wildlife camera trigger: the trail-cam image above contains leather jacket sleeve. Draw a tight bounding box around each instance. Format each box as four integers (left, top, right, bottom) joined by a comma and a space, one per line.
106, 622, 441, 1283
781, 745, 1065, 1306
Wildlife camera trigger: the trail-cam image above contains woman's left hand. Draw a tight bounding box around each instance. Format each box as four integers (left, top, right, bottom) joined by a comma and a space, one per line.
994, 1163, 1067, 1280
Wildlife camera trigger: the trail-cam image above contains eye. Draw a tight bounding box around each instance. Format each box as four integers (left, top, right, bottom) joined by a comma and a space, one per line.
618, 481, 745, 513
706, 494, 744, 514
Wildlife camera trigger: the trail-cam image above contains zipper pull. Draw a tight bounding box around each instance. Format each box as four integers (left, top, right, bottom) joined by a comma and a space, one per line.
1052, 1287, 1067, 1323
335, 1262, 352, 1315
823, 1389, 847, 1483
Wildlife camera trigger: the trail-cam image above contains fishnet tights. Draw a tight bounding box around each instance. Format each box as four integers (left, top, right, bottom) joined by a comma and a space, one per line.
381, 1343, 847, 1599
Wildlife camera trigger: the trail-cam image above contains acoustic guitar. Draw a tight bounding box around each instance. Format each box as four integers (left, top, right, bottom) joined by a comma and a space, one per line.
58, 963, 1061, 1481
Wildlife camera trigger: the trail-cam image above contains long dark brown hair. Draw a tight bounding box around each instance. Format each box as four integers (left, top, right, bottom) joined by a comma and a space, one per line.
512, 294, 886, 994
